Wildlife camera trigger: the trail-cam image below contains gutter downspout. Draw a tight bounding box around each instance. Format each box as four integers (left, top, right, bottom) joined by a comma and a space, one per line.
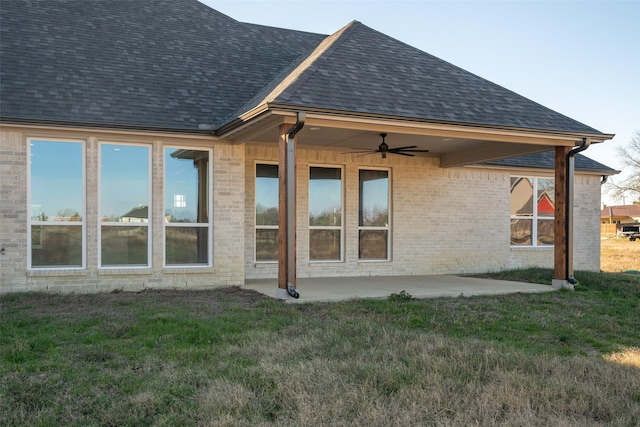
284, 112, 305, 299
565, 137, 591, 285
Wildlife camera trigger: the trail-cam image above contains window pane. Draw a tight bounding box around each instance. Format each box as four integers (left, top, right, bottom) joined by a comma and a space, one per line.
537, 219, 554, 245
309, 167, 342, 226
510, 219, 532, 246
309, 229, 341, 260
510, 177, 533, 216
359, 170, 388, 227
256, 164, 278, 226
101, 144, 149, 222
101, 226, 148, 266
30, 140, 83, 221
537, 178, 555, 217
31, 225, 82, 267
165, 148, 209, 223
166, 227, 209, 265
256, 228, 278, 261
359, 230, 388, 260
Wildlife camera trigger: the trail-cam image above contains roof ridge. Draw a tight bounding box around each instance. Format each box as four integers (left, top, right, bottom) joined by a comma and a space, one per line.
253, 20, 361, 105
216, 20, 361, 126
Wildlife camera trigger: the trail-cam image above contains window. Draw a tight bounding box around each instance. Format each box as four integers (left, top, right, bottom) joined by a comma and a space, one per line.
164, 148, 211, 266
510, 177, 554, 246
100, 143, 151, 266
309, 166, 343, 261
255, 163, 279, 262
359, 169, 390, 260
29, 139, 85, 268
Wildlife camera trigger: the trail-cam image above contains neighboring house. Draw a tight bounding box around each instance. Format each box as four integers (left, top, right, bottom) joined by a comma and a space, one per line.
0, 0, 616, 295
120, 206, 149, 224
601, 204, 640, 225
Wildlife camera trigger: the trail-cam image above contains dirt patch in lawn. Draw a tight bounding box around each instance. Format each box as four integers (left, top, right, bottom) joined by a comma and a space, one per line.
1, 286, 272, 319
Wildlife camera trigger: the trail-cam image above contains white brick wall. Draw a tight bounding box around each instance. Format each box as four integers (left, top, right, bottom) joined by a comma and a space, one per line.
573, 174, 602, 271
0, 126, 604, 293
244, 144, 603, 279
0, 128, 245, 293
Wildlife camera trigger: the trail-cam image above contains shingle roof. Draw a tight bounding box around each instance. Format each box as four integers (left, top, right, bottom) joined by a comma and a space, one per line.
479, 150, 618, 174
265, 21, 603, 134
0, 0, 324, 131
601, 205, 640, 218
1, 0, 606, 137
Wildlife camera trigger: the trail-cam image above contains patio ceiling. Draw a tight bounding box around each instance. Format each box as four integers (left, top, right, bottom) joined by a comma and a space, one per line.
220, 109, 611, 167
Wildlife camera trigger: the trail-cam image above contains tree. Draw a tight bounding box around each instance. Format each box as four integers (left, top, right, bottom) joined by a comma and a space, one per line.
607, 130, 640, 203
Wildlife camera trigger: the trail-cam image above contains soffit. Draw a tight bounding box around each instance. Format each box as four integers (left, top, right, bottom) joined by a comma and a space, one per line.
223, 109, 610, 167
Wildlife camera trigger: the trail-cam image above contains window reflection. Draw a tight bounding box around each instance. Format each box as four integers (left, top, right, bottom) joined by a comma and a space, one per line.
100, 144, 149, 222
510, 176, 554, 246
510, 177, 533, 217
256, 229, 278, 261
309, 167, 342, 261
31, 225, 82, 267
29, 140, 84, 268
101, 226, 148, 266
256, 164, 279, 261
100, 143, 150, 267
166, 226, 209, 265
309, 229, 341, 260
30, 140, 83, 221
359, 169, 390, 260
309, 167, 342, 227
165, 149, 209, 224
165, 148, 210, 266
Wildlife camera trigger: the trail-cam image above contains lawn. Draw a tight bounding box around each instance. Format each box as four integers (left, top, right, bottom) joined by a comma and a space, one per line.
1, 270, 639, 426
601, 236, 640, 272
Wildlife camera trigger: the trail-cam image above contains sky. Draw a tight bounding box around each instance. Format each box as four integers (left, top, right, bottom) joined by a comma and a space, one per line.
206, 0, 640, 205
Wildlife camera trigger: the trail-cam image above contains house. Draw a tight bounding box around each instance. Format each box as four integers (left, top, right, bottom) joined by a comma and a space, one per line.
0, 0, 616, 295
601, 204, 640, 225
601, 203, 640, 237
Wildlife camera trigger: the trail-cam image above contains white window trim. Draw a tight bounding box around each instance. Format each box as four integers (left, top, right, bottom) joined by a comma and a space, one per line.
27, 137, 87, 270
255, 161, 279, 264
358, 167, 392, 262
308, 164, 345, 263
510, 175, 554, 248
98, 142, 152, 269
163, 146, 213, 268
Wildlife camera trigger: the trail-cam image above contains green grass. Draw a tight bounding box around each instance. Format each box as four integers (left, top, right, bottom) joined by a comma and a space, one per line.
1, 270, 639, 426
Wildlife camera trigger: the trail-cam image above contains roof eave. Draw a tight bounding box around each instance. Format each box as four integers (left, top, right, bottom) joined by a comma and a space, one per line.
216, 102, 615, 144
472, 163, 620, 176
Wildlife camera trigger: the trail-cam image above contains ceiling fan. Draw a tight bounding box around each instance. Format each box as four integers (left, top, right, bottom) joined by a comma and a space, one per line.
345, 133, 430, 159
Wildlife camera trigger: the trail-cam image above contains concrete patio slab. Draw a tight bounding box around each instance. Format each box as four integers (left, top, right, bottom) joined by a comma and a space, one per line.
244, 275, 553, 303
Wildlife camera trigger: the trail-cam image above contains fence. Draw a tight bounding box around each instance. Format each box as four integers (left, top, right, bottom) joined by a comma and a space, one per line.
601, 223, 617, 237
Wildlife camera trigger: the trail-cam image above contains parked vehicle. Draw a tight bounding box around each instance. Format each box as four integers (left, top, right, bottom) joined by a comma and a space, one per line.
618, 224, 640, 241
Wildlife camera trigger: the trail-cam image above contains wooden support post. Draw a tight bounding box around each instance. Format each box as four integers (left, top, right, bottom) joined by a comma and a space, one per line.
553, 146, 570, 288
277, 123, 296, 297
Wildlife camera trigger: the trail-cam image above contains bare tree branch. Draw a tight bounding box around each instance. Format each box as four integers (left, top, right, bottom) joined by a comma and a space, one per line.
606, 130, 640, 203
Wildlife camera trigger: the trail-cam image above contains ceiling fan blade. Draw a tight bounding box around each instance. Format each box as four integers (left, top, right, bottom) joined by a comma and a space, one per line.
396, 149, 430, 153
388, 145, 418, 151
391, 151, 415, 157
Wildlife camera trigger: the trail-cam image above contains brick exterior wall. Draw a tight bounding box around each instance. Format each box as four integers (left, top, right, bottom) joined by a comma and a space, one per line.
0, 128, 244, 293
244, 144, 603, 280
0, 127, 603, 293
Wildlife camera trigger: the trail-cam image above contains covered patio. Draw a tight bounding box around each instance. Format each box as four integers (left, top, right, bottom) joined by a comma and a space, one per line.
245, 275, 553, 303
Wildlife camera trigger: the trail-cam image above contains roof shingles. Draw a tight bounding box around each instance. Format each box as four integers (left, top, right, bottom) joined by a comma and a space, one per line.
271, 22, 602, 134
1, 0, 606, 138
0, 0, 324, 131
